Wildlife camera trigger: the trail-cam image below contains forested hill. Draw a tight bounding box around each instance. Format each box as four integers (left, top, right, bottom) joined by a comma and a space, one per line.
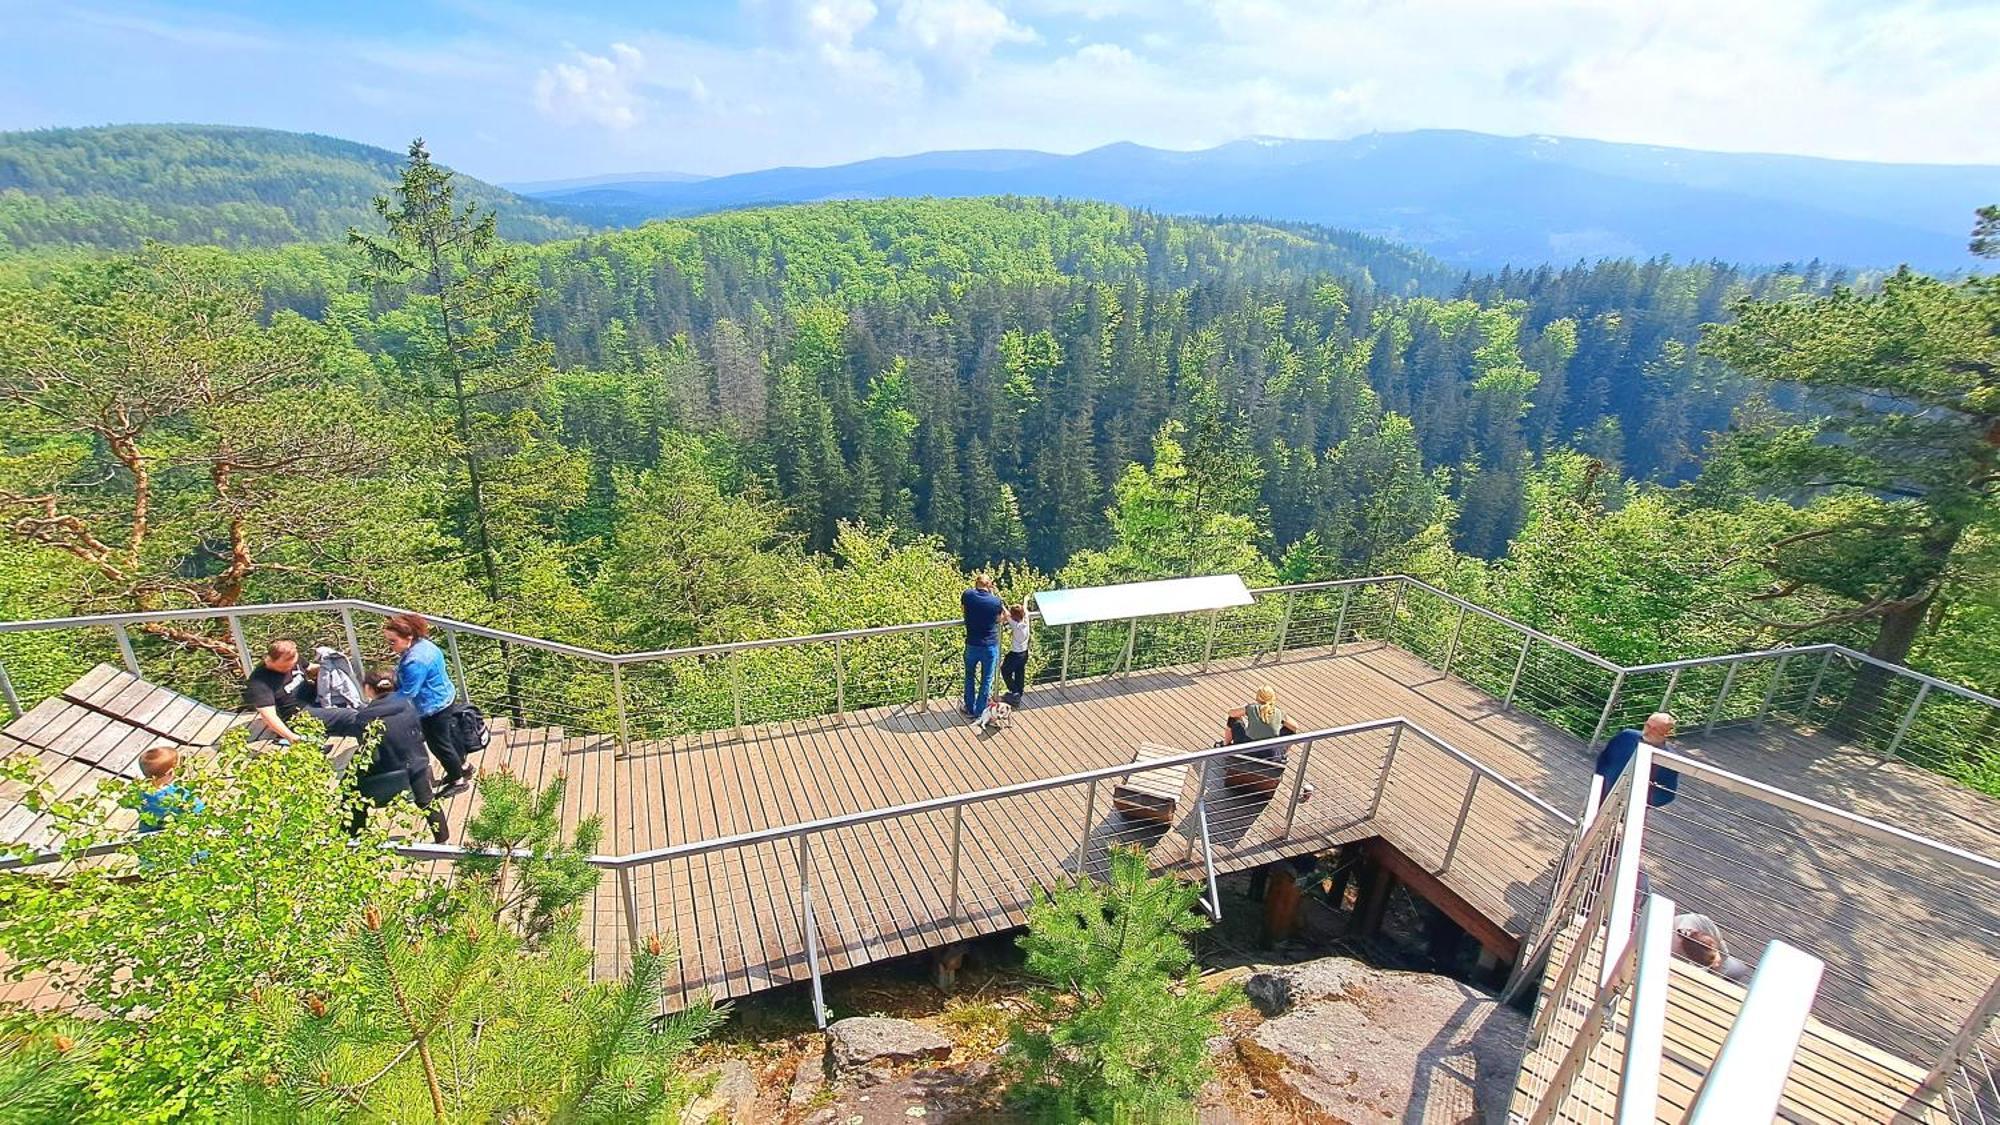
479, 197, 1822, 569
0, 125, 589, 251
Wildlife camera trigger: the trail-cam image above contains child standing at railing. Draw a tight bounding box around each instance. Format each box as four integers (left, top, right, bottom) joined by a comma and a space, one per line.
1000, 603, 1031, 705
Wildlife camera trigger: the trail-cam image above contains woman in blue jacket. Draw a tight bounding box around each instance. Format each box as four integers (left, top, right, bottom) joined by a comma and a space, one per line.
382, 612, 469, 796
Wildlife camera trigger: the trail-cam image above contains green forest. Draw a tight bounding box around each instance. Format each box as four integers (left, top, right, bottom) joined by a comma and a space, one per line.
0, 140, 1993, 782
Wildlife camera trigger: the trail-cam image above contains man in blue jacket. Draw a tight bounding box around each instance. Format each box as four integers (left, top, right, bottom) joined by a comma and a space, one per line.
1595, 711, 1681, 808
961, 573, 1005, 722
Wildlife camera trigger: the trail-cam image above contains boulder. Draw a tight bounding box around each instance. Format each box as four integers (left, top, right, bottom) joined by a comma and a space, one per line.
1242, 956, 1374, 1016
827, 1017, 953, 1074
1237, 956, 1525, 1123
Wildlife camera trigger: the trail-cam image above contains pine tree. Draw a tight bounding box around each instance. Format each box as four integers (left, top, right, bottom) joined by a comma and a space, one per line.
236, 771, 720, 1123
1004, 846, 1240, 1123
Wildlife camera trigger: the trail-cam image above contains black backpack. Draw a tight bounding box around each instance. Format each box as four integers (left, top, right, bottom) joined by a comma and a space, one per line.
452, 702, 491, 754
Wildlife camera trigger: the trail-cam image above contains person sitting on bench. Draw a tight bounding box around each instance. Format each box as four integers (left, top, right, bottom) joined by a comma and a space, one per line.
1227, 686, 1292, 753
1223, 686, 1313, 799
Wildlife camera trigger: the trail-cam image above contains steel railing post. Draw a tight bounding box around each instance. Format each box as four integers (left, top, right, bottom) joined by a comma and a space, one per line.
617, 866, 643, 964
1060, 624, 1072, 686
112, 623, 140, 676
1330, 585, 1353, 656
1074, 779, 1099, 875
1119, 618, 1138, 677
445, 628, 467, 696
917, 632, 931, 711
833, 638, 847, 718
1281, 739, 1316, 838
1439, 603, 1468, 679
340, 608, 365, 681
1755, 652, 1792, 727
1273, 591, 1295, 660
1441, 773, 1480, 874
799, 833, 827, 1028
1803, 649, 1835, 725
1658, 667, 1681, 715
730, 654, 745, 730
1703, 659, 1741, 735
1885, 681, 1931, 760
1504, 634, 1532, 710
1916, 973, 2000, 1100
1387, 578, 1408, 647
1601, 743, 1654, 988
1200, 609, 1220, 671
947, 806, 965, 916
0, 657, 19, 720
612, 661, 632, 757
227, 613, 253, 676
1618, 893, 1677, 1125
1195, 761, 1221, 919
1687, 942, 1826, 1124
1588, 671, 1626, 749
1367, 725, 1404, 821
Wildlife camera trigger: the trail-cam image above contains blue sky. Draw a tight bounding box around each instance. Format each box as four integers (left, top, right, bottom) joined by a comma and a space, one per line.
3, 0, 1995, 182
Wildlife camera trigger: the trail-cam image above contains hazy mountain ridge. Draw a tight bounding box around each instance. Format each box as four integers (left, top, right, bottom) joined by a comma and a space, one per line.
527, 130, 1996, 270
0, 124, 591, 251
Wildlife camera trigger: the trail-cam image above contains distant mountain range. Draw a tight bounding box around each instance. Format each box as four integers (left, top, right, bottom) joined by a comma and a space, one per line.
0, 124, 589, 252
523, 131, 1998, 272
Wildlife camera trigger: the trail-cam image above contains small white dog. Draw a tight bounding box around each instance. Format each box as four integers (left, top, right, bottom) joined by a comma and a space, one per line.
975, 700, 1014, 732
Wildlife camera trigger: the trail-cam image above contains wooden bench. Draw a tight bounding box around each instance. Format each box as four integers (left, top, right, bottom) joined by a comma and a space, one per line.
1112, 742, 1190, 826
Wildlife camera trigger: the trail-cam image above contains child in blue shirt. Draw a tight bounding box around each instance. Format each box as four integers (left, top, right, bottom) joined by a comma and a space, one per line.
136, 745, 204, 832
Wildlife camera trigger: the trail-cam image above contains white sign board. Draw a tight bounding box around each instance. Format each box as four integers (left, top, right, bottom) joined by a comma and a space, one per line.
1032, 575, 1254, 627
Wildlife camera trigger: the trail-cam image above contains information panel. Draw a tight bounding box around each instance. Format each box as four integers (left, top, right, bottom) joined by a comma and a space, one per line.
1032, 574, 1254, 627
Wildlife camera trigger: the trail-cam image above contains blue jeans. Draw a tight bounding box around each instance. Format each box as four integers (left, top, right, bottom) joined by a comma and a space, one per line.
963, 642, 999, 716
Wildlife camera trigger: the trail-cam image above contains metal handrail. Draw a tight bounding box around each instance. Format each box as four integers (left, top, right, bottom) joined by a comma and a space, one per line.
0, 715, 1572, 872
1653, 749, 2000, 880
2, 577, 1991, 711
1395, 576, 1623, 672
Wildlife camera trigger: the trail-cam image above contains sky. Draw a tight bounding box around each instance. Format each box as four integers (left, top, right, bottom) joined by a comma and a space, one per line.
2, 0, 1996, 183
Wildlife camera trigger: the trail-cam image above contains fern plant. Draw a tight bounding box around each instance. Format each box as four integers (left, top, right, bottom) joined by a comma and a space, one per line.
1004, 845, 1241, 1123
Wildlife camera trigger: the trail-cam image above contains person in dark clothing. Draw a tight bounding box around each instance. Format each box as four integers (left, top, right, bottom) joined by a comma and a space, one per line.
1594, 711, 1682, 808
313, 667, 449, 844
960, 574, 1005, 721
242, 639, 317, 743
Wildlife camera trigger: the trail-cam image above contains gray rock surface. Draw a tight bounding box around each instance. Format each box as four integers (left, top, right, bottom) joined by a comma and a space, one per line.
1243, 956, 1375, 1016
789, 1042, 829, 1107
1237, 956, 1526, 1123
678, 1059, 756, 1124
827, 1017, 953, 1074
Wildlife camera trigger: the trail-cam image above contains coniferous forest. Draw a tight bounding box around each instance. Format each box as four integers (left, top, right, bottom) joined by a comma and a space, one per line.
0, 139, 1993, 790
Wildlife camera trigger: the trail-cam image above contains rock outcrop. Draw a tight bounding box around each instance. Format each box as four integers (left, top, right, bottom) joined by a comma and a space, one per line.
827, 1017, 954, 1074
1234, 956, 1525, 1123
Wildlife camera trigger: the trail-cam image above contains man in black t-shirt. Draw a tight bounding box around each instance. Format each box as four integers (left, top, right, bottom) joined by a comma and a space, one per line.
243, 638, 314, 743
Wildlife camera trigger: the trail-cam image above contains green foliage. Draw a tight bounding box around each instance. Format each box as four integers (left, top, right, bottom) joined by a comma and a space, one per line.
234, 771, 719, 1124
0, 727, 406, 1122
0, 245, 403, 624
455, 768, 604, 946
1004, 846, 1240, 1123
1700, 269, 1999, 667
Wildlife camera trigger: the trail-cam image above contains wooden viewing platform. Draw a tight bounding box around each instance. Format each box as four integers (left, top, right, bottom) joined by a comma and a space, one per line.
5, 631, 1997, 1118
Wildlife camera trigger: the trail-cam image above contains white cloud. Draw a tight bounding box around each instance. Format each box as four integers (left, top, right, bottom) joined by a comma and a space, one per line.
533, 42, 649, 130
893, 0, 1038, 73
